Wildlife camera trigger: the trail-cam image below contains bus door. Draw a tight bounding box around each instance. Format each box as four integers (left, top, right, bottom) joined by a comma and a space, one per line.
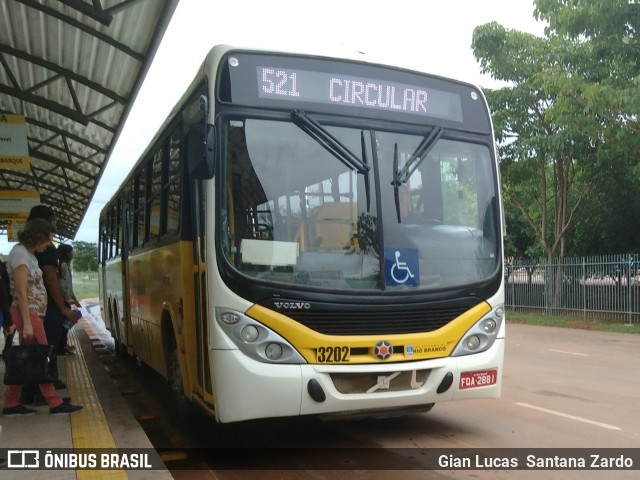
120, 200, 133, 351
98, 223, 109, 331
191, 178, 214, 404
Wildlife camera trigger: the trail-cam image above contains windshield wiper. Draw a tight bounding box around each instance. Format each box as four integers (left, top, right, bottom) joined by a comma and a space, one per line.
393, 126, 444, 186
291, 110, 370, 175
361, 130, 371, 212
393, 143, 402, 223
292, 110, 371, 211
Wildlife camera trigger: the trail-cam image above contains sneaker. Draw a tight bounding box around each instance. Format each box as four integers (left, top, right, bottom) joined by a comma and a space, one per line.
50, 403, 83, 415
3, 405, 37, 416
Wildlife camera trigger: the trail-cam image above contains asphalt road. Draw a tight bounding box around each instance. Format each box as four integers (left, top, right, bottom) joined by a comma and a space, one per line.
115, 323, 640, 480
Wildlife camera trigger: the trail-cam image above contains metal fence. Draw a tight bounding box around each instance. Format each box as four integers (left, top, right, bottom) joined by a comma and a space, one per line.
505, 254, 640, 324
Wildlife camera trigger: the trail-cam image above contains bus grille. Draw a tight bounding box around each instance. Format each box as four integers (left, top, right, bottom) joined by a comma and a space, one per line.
330, 370, 431, 394
285, 306, 470, 335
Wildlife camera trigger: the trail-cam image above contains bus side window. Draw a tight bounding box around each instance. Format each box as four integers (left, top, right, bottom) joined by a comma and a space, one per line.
148, 147, 163, 242
166, 131, 182, 236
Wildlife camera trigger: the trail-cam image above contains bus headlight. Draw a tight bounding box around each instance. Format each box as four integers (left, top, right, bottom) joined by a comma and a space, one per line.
220, 312, 240, 324
241, 325, 259, 342
482, 319, 497, 334
466, 335, 481, 350
452, 305, 504, 357
215, 308, 307, 364
265, 343, 283, 360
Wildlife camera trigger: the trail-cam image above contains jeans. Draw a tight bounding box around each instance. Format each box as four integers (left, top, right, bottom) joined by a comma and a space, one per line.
42, 305, 65, 380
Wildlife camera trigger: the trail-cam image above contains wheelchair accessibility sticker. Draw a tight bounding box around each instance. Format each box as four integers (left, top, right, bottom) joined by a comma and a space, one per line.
385, 248, 419, 286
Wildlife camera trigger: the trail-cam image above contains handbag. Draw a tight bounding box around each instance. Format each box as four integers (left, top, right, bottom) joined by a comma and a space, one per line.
3, 344, 56, 385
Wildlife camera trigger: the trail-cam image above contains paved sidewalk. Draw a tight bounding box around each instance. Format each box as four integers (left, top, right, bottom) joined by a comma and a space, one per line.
0, 303, 173, 480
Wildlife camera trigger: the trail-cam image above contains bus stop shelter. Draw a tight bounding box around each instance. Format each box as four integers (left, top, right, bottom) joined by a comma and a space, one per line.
0, 0, 179, 240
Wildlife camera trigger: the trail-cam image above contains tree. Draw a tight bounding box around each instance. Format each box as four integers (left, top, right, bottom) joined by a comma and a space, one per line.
473, 2, 640, 311
472, 23, 596, 264
534, 0, 640, 182
533, 1, 640, 256
504, 202, 541, 259
71, 241, 98, 272
568, 162, 640, 255
473, 0, 640, 260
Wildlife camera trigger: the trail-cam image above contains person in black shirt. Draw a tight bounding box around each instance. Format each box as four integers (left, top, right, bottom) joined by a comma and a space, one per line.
20, 205, 81, 403
0, 260, 14, 360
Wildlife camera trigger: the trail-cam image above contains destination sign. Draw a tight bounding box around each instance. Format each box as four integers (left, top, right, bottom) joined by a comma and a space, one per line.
219, 51, 491, 132
256, 66, 462, 121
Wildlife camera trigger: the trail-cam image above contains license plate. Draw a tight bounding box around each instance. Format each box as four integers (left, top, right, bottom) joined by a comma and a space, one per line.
459, 369, 498, 389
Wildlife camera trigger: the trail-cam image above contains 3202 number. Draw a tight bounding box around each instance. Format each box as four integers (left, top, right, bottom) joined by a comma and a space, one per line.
316, 346, 350, 363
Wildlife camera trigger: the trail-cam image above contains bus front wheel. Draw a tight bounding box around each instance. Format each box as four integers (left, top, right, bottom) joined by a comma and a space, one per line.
110, 300, 124, 353
164, 322, 192, 417
165, 326, 182, 394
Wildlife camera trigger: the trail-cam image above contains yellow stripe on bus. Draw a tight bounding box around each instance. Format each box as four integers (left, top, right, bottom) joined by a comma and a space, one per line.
246, 301, 491, 364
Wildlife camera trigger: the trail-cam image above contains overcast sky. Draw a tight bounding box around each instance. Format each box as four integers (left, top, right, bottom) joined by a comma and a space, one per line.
2, 0, 546, 253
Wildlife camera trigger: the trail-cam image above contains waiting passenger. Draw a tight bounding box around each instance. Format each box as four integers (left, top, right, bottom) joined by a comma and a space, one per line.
57, 244, 81, 356
19, 205, 81, 404
2, 218, 83, 416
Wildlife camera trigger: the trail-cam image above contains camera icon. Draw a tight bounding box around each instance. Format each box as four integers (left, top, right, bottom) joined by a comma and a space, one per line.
8, 450, 40, 468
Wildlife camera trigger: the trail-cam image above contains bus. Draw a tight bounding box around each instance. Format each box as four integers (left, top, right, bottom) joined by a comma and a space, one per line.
98, 45, 505, 423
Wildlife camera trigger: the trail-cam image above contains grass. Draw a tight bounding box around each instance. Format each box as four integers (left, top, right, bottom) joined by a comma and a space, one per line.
507, 310, 640, 334
72, 273, 99, 300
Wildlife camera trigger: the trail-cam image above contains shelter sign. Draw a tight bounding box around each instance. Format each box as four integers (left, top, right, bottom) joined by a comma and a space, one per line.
0, 190, 40, 222
0, 114, 31, 170
6, 221, 25, 242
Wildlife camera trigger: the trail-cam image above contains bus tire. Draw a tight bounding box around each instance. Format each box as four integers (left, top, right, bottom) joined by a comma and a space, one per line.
163, 318, 192, 416
110, 300, 124, 354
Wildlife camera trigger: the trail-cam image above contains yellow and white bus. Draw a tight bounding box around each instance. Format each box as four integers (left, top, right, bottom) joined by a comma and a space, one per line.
98, 45, 505, 423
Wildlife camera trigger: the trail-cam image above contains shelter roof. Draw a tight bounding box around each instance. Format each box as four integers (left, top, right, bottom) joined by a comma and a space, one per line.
0, 0, 179, 239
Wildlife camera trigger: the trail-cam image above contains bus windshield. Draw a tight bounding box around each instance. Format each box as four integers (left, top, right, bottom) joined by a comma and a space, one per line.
221, 116, 499, 292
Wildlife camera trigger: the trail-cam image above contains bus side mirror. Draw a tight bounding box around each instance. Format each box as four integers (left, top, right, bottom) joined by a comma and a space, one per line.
187, 124, 215, 179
